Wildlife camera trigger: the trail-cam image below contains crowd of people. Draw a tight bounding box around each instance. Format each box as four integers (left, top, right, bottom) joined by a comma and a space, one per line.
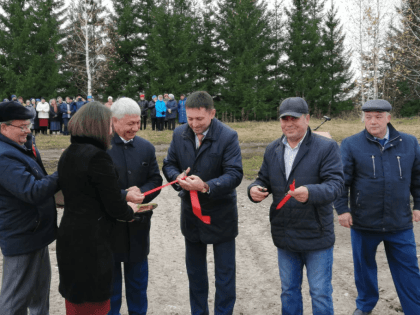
0, 93, 419, 315
2, 92, 188, 136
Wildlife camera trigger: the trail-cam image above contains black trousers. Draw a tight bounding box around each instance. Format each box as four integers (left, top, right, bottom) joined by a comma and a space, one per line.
151, 118, 157, 130
157, 117, 165, 131
140, 116, 147, 130
168, 119, 176, 130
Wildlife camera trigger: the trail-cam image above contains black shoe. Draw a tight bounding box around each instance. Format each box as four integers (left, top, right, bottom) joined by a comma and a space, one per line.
353, 309, 372, 315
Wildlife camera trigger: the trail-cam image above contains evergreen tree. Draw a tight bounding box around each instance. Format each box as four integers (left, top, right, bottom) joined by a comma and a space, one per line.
320, 1, 354, 115
106, 0, 153, 97
281, 0, 327, 114
0, 0, 65, 99
146, 0, 200, 97
195, 0, 219, 96
215, 0, 278, 120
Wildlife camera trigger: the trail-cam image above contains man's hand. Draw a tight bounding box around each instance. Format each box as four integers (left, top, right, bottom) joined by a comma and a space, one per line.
288, 186, 309, 203
338, 212, 353, 228
177, 167, 191, 190
127, 186, 141, 194
413, 210, 420, 222
180, 175, 206, 191
126, 190, 145, 204
250, 186, 269, 202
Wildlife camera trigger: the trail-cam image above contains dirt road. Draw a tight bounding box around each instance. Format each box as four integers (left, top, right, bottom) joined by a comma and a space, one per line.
0, 177, 417, 314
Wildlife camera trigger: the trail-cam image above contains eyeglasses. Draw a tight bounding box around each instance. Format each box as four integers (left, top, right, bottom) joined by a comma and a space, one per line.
8, 123, 32, 132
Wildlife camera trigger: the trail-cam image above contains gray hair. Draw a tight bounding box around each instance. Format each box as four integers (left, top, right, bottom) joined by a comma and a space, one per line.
0, 120, 12, 134
361, 111, 390, 122
57, 96, 62, 101
111, 97, 141, 119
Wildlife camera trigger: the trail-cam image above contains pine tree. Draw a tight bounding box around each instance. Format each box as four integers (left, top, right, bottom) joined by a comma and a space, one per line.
0, 0, 65, 99
281, 0, 327, 114
320, 1, 354, 115
146, 0, 200, 97
215, 0, 278, 120
106, 0, 152, 97
195, 0, 219, 96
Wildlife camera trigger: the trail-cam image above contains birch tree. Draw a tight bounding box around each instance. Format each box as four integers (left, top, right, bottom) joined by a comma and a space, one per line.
61, 0, 114, 97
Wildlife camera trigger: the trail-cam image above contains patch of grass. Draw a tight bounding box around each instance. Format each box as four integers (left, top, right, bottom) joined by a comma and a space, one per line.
43, 160, 59, 175
35, 134, 71, 150
241, 152, 264, 180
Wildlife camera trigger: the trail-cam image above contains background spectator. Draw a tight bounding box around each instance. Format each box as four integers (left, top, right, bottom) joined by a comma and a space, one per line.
138, 94, 149, 130
178, 94, 187, 125
49, 99, 61, 135
166, 94, 177, 130
36, 97, 49, 135
155, 95, 166, 132
149, 95, 157, 131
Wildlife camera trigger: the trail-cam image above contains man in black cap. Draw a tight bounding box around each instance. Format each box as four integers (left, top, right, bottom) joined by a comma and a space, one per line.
247, 97, 344, 315
162, 91, 243, 315
335, 99, 420, 315
0, 101, 59, 314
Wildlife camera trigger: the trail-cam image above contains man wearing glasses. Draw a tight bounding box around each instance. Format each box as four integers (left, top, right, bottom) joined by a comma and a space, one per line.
0, 101, 59, 314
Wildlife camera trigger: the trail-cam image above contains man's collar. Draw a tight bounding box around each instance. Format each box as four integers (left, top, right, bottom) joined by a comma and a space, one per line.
119, 136, 133, 144
112, 133, 135, 145
282, 130, 307, 149
373, 126, 389, 140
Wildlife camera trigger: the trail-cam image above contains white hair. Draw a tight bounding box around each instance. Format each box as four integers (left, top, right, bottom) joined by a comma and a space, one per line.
111, 97, 141, 119
108, 96, 113, 100
361, 111, 390, 122
169, 94, 174, 100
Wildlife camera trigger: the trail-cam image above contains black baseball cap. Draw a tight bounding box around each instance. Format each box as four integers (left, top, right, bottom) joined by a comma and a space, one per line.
279, 97, 309, 118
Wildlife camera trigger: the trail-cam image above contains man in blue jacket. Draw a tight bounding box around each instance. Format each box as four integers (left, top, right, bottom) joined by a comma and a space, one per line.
107, 97, 163, 315
163, 91, 243, 315
335, 100, 420, 315
248, 97, 344, 315
0, 101, 59, 314
72, 94, 86, 113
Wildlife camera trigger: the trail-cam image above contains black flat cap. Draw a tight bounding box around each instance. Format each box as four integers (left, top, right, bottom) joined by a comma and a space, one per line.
0, 101, 35, 121
279, 97, 309, 118
361, 99, 392, 112
185, 91, 214, 110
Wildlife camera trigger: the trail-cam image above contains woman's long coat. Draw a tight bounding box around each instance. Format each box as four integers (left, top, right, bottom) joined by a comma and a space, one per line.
57, 136, 134, 304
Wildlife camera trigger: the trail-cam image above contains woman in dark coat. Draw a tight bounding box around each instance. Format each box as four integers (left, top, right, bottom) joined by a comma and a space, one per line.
57, 102, 138, 315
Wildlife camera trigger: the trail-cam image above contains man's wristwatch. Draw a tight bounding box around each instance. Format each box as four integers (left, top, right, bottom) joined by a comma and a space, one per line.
201, 183, 209, 194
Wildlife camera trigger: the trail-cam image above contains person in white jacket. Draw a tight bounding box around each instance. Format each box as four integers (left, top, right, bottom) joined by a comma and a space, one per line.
36, 97, 50, 135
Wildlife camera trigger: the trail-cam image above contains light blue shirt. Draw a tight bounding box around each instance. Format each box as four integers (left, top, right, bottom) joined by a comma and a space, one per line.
373, 126, 389, 146
119, 136, 133, 144
195, 128, 209, 150
282, 132, 307, 180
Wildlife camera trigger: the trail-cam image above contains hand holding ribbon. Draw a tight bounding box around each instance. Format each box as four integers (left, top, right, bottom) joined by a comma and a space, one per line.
142, 167, 211, 225
276, 179, 295, 210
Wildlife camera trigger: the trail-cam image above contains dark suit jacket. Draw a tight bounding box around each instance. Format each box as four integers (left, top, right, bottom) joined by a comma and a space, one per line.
162, 119, 243, 244
107, 134, 162, 262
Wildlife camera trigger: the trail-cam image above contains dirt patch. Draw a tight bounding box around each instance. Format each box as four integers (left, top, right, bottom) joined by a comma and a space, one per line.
0, 176, 418, 314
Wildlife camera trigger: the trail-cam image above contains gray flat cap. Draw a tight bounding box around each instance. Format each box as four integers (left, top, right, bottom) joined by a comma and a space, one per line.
279, 97, 309, 118
362, 99, 392, 112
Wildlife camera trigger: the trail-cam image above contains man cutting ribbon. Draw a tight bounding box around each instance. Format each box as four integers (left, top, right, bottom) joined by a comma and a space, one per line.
247, 97, 344, 315
162, 91, 243, 315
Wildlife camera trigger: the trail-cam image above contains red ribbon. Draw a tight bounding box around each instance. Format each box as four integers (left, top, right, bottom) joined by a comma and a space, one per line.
276, 179, 295, 210
32, 144, 37, 158
143, 176, 211, 225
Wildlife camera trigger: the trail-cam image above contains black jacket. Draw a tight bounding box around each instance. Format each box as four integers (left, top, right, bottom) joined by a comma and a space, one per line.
107, 134, 162, 262
148, 100, 156, 118
138, 100, 149, 117
248, 128, 344, 252
57, 136, 134, 304
162, 119, 243, 244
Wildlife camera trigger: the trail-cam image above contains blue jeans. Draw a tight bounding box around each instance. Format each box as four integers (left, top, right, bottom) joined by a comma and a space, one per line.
277, 246, 334, 315
108, 260, 148, 315
185, 238, 236, 315
352, 228, 420, 314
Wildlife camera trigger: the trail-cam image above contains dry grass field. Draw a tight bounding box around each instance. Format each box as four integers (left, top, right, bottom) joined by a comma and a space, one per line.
35, 116, 420, 179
